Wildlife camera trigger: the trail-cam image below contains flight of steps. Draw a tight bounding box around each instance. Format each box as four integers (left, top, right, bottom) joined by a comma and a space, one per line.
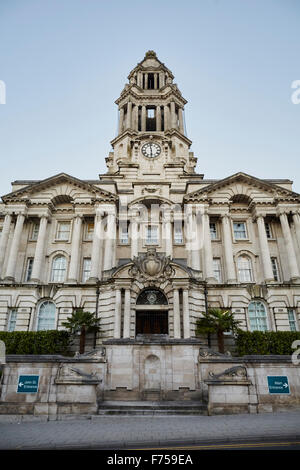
97, 401, 208, 416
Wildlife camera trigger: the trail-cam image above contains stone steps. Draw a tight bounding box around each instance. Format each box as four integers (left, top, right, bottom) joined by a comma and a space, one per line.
97, 401, 208, 416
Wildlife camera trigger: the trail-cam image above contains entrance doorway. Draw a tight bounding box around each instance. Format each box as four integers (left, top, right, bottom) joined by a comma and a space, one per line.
136, 288, 169, 336
136, 311, 168, 335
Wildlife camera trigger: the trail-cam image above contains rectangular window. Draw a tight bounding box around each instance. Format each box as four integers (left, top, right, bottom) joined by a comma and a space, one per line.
82, 258, 91, 283
288, 308, 298, 331
25, 258, 34, 282
271, 257, 280, 282
30, 222, 40, 241
174, 223, 183, 244
213, 258, 222, 283
265, 222, 273, 239
210, 222, 218, 240
145, 226, 158, 245
233, 222, 247, 239
7, 309, 17, 332
56, 222, 71, 241
119, 224, 129, 244
85, 221, 94, 241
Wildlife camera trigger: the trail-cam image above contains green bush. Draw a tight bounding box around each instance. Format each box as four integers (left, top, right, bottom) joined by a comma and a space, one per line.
0, 330, 71, 355
235, 330, 300, 356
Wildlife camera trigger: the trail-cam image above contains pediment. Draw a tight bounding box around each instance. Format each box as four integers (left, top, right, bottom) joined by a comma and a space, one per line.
184, 172, 300, 205
2, 173, 118, 205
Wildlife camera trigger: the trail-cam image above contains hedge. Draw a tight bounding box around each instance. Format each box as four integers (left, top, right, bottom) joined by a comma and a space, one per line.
235, 330, 300, 356
0, 330, 71, 355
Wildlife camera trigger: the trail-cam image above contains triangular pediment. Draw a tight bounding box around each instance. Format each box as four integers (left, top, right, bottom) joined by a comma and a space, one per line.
184, 172, 300, 204
2, 173, 118, 205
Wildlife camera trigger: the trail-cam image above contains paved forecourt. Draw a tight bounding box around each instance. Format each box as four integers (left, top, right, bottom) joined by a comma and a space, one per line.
1, 411, 300, 449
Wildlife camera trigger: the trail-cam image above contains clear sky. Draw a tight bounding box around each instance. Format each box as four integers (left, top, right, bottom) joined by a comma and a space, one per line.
0, 0, 300, 196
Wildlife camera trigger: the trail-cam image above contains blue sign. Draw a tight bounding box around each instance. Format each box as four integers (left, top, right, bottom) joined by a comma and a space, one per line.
267, 376, 290, 394
17, 375, 40, 393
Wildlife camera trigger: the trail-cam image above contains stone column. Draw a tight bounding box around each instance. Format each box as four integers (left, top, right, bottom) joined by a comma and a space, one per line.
141, 105, 146, 132
221, 214, 237, 283
67, 215, 83, 283
159, 72, 165, 88
279, 211, 300, 282
103, 210, 117, 271
131, 220, 139, 259
126, 101, 132, 129
154, 73, 158, 89
203, 212, 215, 282
89, 209, 104, 282
164, 213, 173, 259
156, 105, 161, 131
163, 105, 169, 130
182, 288, 190, 339
144, 73, 148, 90
170, 101, 176, 129
118, 106, 124, 134
256, 215, 274, 283
132, 105, 138, 131
292, 211, 300, 250
123, 288, 131, 338
5, 212, 26, 281
178, 107, 184, 134
0, 213, 12, 278
173, 288, 181, 339
114, 288, 122, 338
30, 215, 49, 283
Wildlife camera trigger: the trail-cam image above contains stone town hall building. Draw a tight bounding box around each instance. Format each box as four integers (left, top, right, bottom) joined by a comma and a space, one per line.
0, 51, 300, 399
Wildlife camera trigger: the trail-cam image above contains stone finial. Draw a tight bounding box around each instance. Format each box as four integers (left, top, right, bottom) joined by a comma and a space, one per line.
145, 50, 157, 59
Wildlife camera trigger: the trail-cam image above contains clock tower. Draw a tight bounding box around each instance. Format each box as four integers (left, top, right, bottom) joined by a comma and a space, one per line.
104, 51, 197, 179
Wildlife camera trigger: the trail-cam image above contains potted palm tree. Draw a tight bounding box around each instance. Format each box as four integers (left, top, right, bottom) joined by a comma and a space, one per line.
62, 308, 101, 354
196, 308, 241, 354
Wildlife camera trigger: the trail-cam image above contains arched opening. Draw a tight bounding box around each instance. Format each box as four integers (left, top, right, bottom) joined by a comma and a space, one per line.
136, 288, 168, 335
37, 300, 56, 331
248, 300, 268, 331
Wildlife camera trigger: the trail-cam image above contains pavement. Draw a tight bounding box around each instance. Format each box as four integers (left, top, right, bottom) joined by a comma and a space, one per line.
1, 411, 300, 450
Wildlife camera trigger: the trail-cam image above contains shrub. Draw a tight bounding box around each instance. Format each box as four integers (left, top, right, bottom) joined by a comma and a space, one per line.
235, 330, 300, 356
0, 330, 71, 355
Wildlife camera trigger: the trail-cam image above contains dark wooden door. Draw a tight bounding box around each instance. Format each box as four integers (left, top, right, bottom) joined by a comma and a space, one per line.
136, 311, 168, 335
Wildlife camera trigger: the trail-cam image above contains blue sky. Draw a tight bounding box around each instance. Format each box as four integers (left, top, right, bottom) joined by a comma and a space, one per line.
0, 0, 300, 195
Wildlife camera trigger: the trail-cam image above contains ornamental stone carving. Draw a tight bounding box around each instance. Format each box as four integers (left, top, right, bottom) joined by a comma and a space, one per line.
129, 248, 175, 282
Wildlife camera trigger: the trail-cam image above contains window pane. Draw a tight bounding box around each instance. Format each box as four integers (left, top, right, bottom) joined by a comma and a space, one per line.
233, 222, 247, 239
288, 309, 297, 331
7, 309, 17, 332
174, 223, 183, 244
210, 223, 217, 240
238, 256, 253, 282
248, 301, 268, 331
25, 258, 34, 282
85, 222, 94, 240
146, 226, 158, 245
265, 223, 272, 239
213, 258, 222, 283
37, 301, 55, 331
51, 256, 66, 282
82, 258, 91, 282
271, 258, 280, 282
56, 222, 70, 240
31, 223, 39, 240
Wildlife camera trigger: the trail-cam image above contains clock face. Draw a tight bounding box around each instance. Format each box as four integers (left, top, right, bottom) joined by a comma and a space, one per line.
141, 142, 161, 158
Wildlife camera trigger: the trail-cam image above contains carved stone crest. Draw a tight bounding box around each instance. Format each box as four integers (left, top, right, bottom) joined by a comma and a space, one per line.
208, 365, 248, 381
129, 248, 175, 281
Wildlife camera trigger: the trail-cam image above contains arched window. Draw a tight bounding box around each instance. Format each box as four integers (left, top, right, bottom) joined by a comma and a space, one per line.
51, 255, 67, 282
237, 255, 253, 282
248, 301, 268, 331
37, 301, 56, 331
